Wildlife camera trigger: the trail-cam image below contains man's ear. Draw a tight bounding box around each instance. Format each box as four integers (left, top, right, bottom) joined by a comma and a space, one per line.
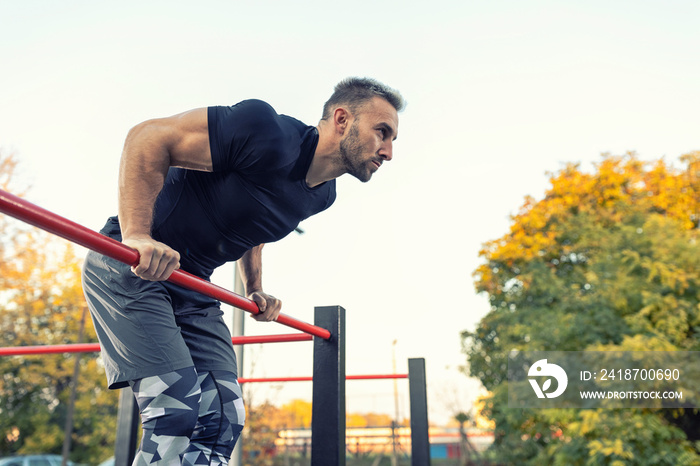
333, 107, 351, 135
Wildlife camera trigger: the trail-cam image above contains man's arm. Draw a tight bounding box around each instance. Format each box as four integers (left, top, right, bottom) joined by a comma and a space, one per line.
118, 108, 211, 281
237, 244, 282, 321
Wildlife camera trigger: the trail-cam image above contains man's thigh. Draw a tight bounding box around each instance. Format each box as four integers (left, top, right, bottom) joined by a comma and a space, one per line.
168, 286, 238, 377
83, 250, 194, 388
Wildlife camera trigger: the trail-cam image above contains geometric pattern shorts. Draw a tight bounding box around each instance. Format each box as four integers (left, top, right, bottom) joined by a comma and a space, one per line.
129, 367, 245, 465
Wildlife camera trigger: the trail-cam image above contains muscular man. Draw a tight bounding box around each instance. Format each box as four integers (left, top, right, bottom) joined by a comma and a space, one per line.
82, 77, 404, 465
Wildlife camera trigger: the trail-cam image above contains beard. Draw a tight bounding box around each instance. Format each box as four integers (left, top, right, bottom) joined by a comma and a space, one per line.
339, 122, 373, 183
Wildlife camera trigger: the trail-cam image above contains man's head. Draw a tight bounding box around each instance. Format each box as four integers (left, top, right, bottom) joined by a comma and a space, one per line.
322, 78, 404, 183
321, 77, 405, 121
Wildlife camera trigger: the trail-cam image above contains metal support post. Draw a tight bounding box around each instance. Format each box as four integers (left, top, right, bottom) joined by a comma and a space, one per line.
311, 306, 346, 466
231, 263, 246, 466
114, 387, 139, 466
408, 358, 430, 466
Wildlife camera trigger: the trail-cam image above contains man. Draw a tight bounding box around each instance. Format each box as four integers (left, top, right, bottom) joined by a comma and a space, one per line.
82, 77, 404, 465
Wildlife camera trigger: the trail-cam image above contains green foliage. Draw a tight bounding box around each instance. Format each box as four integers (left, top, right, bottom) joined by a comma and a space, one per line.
462, 152, 700, 464
0, 150, 118, 464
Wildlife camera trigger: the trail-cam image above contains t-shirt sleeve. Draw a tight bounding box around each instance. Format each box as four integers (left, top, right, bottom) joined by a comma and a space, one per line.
208, 99, 281, 172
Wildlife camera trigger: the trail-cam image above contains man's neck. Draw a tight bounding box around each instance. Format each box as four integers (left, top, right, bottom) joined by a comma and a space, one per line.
306, 122, 344, 187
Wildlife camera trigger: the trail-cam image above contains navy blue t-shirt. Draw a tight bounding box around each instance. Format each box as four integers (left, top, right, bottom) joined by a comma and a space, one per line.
148, 99, 336, 279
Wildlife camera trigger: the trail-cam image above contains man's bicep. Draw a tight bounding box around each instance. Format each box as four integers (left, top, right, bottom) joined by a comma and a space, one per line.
166, 107, 213, 172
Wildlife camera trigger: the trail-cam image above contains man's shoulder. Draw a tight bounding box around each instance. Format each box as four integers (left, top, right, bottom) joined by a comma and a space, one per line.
239, 100, 308, 132
212, 99, 308, 135
234, 98, 276, 114
208, 99, 313, 172
213, 99, 277, 124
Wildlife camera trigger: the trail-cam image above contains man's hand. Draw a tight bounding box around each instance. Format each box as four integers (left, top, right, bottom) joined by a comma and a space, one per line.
122, 235, 181, 281
248, 291, 282, 322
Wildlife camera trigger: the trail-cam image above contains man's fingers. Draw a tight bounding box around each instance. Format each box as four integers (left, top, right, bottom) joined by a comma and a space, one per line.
261, 296, 281, 321
131, 246, 153, 275
268, 297, 282, 319
253, 294, 269, 320
124, 237, 180, 281
151, 253, 180, 281
255, 296, 267, 313
250, 292, 282, 322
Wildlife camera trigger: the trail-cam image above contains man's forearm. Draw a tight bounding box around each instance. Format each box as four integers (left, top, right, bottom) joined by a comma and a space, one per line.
238, 244, 282, 321
237, 245, 264, 295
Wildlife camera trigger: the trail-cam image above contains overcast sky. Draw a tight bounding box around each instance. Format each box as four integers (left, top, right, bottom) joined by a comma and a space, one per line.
1, 0, 698, 425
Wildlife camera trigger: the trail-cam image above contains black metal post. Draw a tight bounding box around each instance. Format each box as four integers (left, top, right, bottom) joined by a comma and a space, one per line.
409, 358, 430, 465
114, 387, 139, 466
311, 306, 346, 466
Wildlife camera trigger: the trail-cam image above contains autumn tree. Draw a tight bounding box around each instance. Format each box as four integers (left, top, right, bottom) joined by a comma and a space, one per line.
462, 152, 700, 464
0, 150, 118, 464
241, 390, 409, 464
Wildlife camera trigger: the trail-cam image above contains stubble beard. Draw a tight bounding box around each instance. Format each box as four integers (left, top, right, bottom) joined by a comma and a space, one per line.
339, 122, 372, 183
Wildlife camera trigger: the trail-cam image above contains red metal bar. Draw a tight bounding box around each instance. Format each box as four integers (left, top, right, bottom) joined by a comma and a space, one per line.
0, 333, 314, 357
0, 189, 331, 340
347, 374, 409, 380
235, 334, 313, 345
238, 374, 408, 384
240, 376, 313, 383
0, 343, 103, 356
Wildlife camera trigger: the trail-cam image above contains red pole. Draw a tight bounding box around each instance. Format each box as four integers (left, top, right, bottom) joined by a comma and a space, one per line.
236, 334, 313, 345
238, 374, 408, 384
346, 374, 409, 380
0, 343, 103, 356
0, 189, 331, 340
0, 333, 314, 357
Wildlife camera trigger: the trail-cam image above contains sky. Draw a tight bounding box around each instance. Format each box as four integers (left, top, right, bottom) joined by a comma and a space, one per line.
1, 0, 698, 426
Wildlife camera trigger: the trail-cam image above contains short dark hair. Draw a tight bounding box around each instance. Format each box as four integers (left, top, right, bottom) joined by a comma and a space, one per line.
321, 77, 405, 120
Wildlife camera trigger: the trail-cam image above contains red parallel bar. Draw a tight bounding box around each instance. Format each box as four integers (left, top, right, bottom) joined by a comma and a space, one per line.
240, 376, 313, 383
0, 333, 314, 357
347, 374, 409, 380
0, 189, 331, 340
238, 374, 409, 384
0, 343, 103, 356
235, 334, 313, 345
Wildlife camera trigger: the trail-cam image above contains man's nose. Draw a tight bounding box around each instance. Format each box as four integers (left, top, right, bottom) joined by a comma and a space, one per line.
379, 142, 393, 161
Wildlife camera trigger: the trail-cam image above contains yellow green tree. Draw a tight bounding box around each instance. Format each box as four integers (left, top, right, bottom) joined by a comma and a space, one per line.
241, 390, 409, 464
462, 152, 700, 465
240, 398, 283, 465
0, 150, 118, 464
278, 399, 313, 429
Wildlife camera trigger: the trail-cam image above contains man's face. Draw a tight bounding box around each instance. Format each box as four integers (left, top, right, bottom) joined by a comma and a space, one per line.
339, 97, 399, 182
